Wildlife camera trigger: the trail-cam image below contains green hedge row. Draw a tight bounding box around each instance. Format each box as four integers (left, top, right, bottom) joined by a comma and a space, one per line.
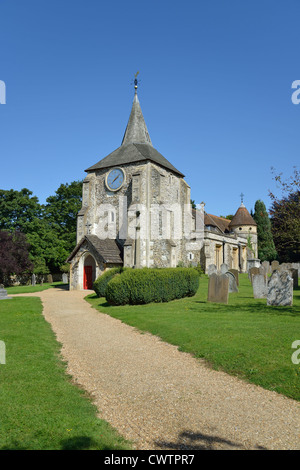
93, 267, 124, 298
105, 267, 199, 305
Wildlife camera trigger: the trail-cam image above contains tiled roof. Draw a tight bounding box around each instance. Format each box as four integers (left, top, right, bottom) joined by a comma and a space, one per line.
85, 91, 184, 177
192, 208, 231, 233
229, 203, 257, 228
85, 142, 184, 177
205, 213, 231, 232
67, 235, 123, 264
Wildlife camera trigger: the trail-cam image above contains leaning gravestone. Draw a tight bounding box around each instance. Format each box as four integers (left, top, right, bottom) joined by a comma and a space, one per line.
47, 274, 53, 284
228, 268, 239, 286
207, 273, 229, 304
225, 271, 238, 293
220, 263, 228, 274
207, 264, 217, 276
252, 274, 268, 299
0, 285, 12, 300
267, 271, 293, 306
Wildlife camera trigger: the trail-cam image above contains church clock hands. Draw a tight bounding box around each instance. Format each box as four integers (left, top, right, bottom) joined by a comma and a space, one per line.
105, 168, 125, 191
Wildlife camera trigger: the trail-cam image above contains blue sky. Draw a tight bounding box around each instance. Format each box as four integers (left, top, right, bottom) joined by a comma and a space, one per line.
0, 0, 299, 217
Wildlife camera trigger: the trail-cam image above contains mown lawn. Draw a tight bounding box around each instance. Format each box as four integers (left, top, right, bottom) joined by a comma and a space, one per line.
0, 296, 131, 450
5, 282, 65, 295
86, 274, 300, 401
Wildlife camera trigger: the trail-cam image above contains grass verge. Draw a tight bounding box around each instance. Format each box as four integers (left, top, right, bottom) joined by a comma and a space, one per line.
0, 296, 131, 450
86, 274, 300, 401
5, 282, 66, 295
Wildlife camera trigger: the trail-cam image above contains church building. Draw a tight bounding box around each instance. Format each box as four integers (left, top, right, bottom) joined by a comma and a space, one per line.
67, 83, 257, 290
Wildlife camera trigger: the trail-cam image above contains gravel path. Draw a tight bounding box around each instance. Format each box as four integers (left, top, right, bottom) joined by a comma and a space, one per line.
14, 287, 300, 450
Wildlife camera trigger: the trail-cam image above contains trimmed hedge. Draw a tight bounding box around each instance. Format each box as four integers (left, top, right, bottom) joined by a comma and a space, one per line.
93, 267, 124, 298
105, 267, 200, 306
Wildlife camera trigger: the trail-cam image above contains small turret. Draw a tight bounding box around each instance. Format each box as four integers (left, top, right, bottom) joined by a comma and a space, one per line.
229, 202, 258, 258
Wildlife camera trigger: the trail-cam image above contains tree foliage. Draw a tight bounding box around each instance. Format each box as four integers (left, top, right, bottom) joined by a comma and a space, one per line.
0, 188, 42, 232
0, 231, 33, 284
0, 182, 82, 274
269, 167, 300, 262
253, 199, 277, 262
219, 214, 233, 220
43, 181, 83, 270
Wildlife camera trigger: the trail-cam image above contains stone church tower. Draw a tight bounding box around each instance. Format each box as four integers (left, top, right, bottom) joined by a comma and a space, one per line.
67, 85, 193, 290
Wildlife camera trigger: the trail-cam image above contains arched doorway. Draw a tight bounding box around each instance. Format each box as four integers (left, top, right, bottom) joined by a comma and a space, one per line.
83, 255, 96, 289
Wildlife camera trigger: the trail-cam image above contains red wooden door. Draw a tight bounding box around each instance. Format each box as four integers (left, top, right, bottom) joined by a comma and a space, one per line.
83, 266, 93, 289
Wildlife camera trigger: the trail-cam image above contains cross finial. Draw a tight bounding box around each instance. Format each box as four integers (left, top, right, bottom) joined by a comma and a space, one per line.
240, 192, 244, 204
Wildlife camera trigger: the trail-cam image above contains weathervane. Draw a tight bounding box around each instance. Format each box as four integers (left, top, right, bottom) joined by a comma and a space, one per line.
240, 192, 245, 204
131, 71, 140, 92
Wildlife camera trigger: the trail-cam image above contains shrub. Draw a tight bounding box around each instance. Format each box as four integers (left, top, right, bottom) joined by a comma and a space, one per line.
105, 267, 199, 306
193, 263, 204, 277
93, 267, 124, 298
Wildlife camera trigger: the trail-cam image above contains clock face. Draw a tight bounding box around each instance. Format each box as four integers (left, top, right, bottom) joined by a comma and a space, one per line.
106, 168, 125, 191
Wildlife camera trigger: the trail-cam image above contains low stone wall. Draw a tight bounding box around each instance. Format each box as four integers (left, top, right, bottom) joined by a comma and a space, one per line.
8, 272, 64, 287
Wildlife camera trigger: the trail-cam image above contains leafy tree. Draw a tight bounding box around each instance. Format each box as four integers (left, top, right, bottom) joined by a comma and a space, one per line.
25, 218, 66, 273
44, 181, 83, 260
253, 199, 277, 261
0, 231, 33, 285
0, 182, 82, 273
219, 214, 233, 220
269, 167, 300, 262
190, 199, 196, 209
0, 188, 42, 232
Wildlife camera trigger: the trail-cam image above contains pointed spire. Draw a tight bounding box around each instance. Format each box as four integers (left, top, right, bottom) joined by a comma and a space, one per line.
121, 76, 152, 146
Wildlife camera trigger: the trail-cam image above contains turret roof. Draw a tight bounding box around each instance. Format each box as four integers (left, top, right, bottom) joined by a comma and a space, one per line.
229, 203, 257, 228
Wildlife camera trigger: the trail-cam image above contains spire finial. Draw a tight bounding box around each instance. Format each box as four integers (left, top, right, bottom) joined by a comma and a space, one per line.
240, 192, 245, 206
133, 71, 140, 93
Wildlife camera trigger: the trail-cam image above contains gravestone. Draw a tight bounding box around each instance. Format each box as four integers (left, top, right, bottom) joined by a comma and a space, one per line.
207, 264, 217, 276
220, 263, 228, 274
225, 271, 238, 293
47, 274, 53, 284
271, 260, 279, 272
62, 273, 68, 284
249, 267, 260, 283
292, 262, 300, 278
252, 274, 268, 299
207, 273, 229, 304
228, 268, 239, 286
262, 260, 270, 275
290, 268, 298, 289
31, 274, 36, 286
278, 264, 298, 288
0, 285, 12, 300
267, 271, 293, 306
259, 265, 268, 281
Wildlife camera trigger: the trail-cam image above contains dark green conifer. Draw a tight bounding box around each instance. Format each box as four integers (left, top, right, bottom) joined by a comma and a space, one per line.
253, 200, 277, 261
